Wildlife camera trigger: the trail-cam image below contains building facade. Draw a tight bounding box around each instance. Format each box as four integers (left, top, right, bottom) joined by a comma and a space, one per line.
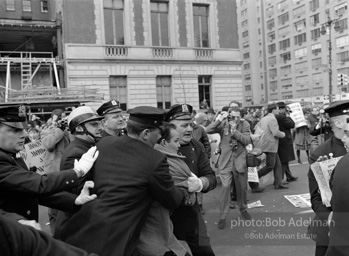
237, 0, 349, 106
62, 0, 242, 110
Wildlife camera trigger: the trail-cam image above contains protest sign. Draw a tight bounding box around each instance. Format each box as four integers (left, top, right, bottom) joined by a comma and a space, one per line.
287, 102, 308, 128
21, 141, 46, 175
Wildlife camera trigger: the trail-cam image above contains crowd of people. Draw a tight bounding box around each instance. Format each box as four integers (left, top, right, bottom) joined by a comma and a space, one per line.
1, 98, 349, 256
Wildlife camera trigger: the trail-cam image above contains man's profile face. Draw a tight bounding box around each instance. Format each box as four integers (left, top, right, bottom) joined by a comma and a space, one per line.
84, 120, 103, 138
0, 124, 26, 153
146, 128, 162, 148
170, 119, 194, 145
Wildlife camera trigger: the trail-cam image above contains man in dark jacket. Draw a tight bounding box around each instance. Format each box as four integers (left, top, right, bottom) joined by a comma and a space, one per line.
57, 106, 186, 256
308, 101, 349, 256
96, 100, 126, 137
0, 106, 98, 230
275, 102, 297, 182
166, 103, 217, 256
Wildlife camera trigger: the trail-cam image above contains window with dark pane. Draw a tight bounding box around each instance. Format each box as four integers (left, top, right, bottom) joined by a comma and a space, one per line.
193, 5, 209, 48
156, 76, 171, 109
151, 2, 169, 46
198, 75, 211, 107
109, 76, 127, 110
104, 0, 125, 45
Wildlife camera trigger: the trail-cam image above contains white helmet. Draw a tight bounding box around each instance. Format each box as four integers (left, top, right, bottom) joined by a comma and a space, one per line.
68, 106, 103, 133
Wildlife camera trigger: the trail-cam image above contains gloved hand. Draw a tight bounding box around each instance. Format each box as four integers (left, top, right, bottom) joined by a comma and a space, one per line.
188, 172, 203, 193
74, 146, 99, 177
75, 181, 97, 205
18, 219, 42, 231
216, 111, 229, 122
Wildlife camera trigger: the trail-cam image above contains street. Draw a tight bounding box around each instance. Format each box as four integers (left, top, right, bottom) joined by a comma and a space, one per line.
39, 152, 316, 256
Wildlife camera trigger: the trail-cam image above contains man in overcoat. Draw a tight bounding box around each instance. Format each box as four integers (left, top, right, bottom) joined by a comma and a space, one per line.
0, 106, 97, 229
166, 103, 217, 256
275, 102, 297, 182
58, 106, 186, 256
308, 100, 349, 256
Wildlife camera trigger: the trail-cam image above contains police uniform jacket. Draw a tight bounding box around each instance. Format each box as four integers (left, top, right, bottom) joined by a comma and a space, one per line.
275, 113, 295, 163
57, 135, 185, 256
0, 213, 98, 256
100, 128, 126, 138
0, 149, 80, 222
307, 136, 347, 246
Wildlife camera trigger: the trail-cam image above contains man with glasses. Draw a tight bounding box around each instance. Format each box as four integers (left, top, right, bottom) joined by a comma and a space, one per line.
166, 104, 217, 256
206, 106, 253, 230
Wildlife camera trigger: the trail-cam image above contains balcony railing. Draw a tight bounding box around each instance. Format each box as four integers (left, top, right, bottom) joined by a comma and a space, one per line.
152, 47, 173, 57
194, 48, 214, 58
105, 46, 129, 57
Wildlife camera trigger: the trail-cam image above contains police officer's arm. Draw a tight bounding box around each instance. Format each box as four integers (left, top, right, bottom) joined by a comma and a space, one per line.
41, 127, 65, 151
0, 215, 98, 256
308, 156, 331, 221
148, 158, 185, 210
0, 209, 25, 222
195, 141, 217, 193
231, 121, 251, 146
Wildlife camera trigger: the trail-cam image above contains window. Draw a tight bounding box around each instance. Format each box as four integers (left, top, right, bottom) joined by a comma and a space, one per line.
244, 63, 250, 70
278, 12, 289, 25
281, 65, 291, 75
104, 0, 125, 45
297, 89, 309, 97
335, 2, 347, 17
294, 19, 306, 32
294, 33, 306, 44
295, 61, 307, 70
245, 85, 251, 91
310, 13, 320, 26
241, 9, 247, 17
242, 31, 249, 38
277, 1, 288, 11
312, 57, 322, 68
23, 0, 31, 12
278, 25, 290, 36
198, 76, 211, 107
312, 87, 323, 96
40, 0, 48, 12
244, 74, 251, 81
268, 32, 275, 42
337, 18, 348, 32
193, 5, 209, 48
242, 20, 248, 27
242, 42, 249, 48
337, 51, 349, 63
156, 76, 171, 109
269, 68, 277, 78
282, 92, 293, 99
270, 81, 277, 91
6, 0, 15, 10
109, 76, 127, 110
268, 44, 276, 54
270, 93, 279, 101
279, 39, 290, 50
311, 28, 321, 40
336, 35, 349, 48
267, 19, 275, 30
151, 2, 169, 46
296, 75, 308, 86
243, 53, 250, 59
269, 56, 276, 65
280, 52, 291, 62
309, 0, 319, 11
313, 73, 322, 82
312, 43, 321, 54
295, 47, 307, 58
292, 0, 303, 4
293, 5, 305, 17
281, 78, 292, 89
266, 6, 274, 16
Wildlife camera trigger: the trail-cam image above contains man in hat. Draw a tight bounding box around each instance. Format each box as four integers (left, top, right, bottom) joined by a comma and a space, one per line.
308, 100, 349, 256
166, 103, 217, 256
57, 106, 187, 256
0, 105, 98, 230
97, 100, 126, 137
275, 102, 297, 182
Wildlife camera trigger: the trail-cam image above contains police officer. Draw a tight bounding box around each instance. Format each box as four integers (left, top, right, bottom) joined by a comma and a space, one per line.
308, 100, 349, 256
166, 103, 217, 256
54, 106, 104, 239
0, 105, 98, 230
56, 106, 186, 256
96, 100, 126, 137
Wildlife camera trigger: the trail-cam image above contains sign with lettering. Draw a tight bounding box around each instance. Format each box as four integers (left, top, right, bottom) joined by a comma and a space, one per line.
287, 102, 308, 128
21, 141, 46, 175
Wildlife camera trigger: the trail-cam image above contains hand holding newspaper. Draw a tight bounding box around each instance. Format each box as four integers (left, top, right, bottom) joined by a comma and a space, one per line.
310, 154, 342, 207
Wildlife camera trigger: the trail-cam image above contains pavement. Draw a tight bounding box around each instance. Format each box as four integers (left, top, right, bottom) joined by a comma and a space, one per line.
39, 152, 316, 256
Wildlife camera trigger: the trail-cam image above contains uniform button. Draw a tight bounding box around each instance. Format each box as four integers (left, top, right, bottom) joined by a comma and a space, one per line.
192, 148, 195, 151
192, 160, 195, 163
27, 210, 31, 215
66, 181, 69, 184
71, 180, 74, 183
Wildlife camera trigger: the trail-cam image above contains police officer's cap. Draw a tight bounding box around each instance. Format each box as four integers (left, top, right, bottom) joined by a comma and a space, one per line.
127, 106, 165, 129
325, 100, 349, 117
97, 100, 122, 116
165, 104, 193, 122
0, 105, 27, 129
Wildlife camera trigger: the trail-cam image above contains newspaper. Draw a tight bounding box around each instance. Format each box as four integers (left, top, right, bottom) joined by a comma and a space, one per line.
247, 167, 259, 183
310, 156, 343, 207
284, 193, 311, 208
